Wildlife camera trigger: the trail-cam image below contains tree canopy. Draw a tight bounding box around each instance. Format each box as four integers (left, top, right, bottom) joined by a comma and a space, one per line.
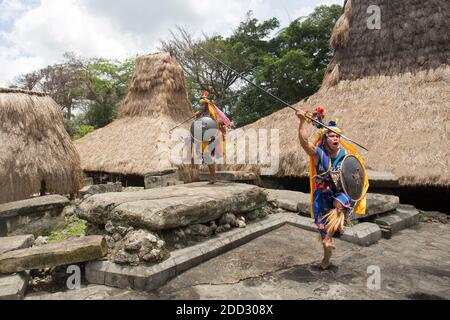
11, 4, 341, 135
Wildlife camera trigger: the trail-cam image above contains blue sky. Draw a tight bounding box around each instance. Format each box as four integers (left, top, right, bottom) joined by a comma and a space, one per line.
0, 0, 342, 86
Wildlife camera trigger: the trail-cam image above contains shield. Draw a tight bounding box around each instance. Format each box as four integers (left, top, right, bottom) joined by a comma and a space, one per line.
190, 116, 219, 143
339, 155, 365, 201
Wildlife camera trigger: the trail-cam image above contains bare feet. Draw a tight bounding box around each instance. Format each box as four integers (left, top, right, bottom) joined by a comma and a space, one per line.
208, 178, 217, 184
320, 258, 330, 270
323, 238, 336, 250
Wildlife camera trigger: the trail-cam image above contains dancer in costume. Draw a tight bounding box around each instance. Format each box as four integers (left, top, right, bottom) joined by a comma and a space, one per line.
296, 109, 369, 270
194, 91, 231, 184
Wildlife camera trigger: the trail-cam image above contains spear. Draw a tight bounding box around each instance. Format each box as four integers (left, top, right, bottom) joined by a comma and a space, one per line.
197, 45, 369, 151
169, 114, 197, 133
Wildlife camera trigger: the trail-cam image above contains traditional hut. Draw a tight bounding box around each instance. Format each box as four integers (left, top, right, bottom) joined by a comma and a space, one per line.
75, 53, 195, 187
0, 88, 83, 204
228, 0, 450, 188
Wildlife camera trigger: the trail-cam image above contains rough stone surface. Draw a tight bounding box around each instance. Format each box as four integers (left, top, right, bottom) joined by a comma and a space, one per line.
266, 189, 310, 214
35, 220, 450, 300
0, 272, 29, 300
219, 213, 238, 227
0, 236, 107, 273
110, 230, 168, 266
266, 190, 400, 219
144, 172, 179, 189
341, 222, 382, 246
151, 223, 450, 300
367, 170, 399, 188
33, 236, 49, 247
359, 193, 400, 218
419, 210, 448, 224
25, 285, 151, 300
198, 171, 256, 182
0, 195, 69, 236
0, 235, 35, 255
77, 182, 267, 231
80, 182, 123, 197
375, 205, 420, 238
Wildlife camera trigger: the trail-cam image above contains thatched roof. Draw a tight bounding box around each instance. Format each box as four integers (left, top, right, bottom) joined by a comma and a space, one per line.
0, 88, 83, 204
75, 53, 194, 176
227, 0, 450, 187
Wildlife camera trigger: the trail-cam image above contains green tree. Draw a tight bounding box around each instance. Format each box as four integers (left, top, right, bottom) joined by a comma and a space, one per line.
160, 12, 279, 107
230, 5, 342, 126
83, 58, 135, 128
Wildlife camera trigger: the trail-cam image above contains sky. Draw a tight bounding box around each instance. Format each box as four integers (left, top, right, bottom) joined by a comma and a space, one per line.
0, 0, 342, 86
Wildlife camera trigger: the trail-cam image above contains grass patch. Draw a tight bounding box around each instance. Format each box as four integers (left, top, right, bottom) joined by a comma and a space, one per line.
47, 216, 87, 244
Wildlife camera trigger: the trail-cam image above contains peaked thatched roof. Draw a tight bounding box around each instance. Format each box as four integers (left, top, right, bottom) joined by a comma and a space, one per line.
0, 88, 83, 204
228, 0, 450, 187
75, 53, 194, 176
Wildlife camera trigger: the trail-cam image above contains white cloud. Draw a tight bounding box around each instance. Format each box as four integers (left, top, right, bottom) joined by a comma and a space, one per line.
0, 0, 343, 86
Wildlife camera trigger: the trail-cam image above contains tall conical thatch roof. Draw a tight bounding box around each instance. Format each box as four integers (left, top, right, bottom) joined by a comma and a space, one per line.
0, 88, 83, 204
75, 53, 194, 176
229, 0, 450, 187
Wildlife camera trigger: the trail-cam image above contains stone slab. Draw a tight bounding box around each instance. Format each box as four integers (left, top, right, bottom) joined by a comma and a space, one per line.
77, 182, 267, 231
144, 173, 179, 189
0, 272, 29, 300
358, 193, 400, 219
0, 235, 35, 255
80, 182, 123, 196
198, 171, 256, 182
0, 236, 107, 273
265, 189, 310, 214
341, 222, 382, 247
375, 206, 420, 238
0, 195, 69, 219
0, 195, 69, 237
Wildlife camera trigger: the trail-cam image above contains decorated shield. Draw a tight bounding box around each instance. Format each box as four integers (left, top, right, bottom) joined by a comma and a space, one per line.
339, 155, 365, 201
190, 116, 219, 143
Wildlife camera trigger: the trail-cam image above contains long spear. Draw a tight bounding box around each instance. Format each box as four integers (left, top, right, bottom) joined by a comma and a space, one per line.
169, 114, 197, 133
197, 45, 369, 151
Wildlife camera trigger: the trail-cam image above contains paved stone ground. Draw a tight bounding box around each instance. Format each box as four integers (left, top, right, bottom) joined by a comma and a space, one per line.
25, 221, 450, 300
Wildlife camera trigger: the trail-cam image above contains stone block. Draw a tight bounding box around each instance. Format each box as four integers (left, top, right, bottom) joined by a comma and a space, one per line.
0, 272, 29, 300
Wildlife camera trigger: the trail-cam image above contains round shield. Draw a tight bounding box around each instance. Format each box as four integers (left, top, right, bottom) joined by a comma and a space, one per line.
190, 116, 219, 142
339, 155, 365, 201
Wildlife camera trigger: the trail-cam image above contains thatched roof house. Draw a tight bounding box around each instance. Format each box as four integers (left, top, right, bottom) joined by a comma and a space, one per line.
75, 53, 194, 181
0, 88, 83, 204
229, 0, 449, 186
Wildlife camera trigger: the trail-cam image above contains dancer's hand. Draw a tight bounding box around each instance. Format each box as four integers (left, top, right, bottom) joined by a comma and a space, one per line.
296, 110, 307, 122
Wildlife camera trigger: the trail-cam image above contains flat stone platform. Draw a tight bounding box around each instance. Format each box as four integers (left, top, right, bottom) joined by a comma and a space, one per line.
77, 182, 267, 231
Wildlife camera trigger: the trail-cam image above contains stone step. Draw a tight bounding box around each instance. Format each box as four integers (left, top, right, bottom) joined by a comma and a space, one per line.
0, 195, 69, 237
374, 205, 420, 239
198, 171, 256, 182
0, 236, 107, 274
0, 235, 35, 255
77, 182, 267, 231
0, 272, 29, 300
